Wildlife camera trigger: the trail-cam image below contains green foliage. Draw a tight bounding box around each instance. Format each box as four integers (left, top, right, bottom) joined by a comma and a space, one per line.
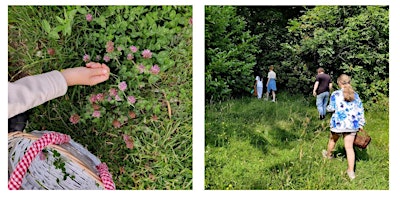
205, 93, 388, 189
282, 6, 388, 105
9, 6, 192, 189
236, 6, 305, 76
205, 6, 260, 102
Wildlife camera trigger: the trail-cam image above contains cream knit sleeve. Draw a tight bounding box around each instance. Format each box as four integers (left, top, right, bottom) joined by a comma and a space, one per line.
8, 70, 68, 118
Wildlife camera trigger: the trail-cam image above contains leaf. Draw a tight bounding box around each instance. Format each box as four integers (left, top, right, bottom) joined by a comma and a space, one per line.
42, 20, 51, 33
56, 16, 64, 24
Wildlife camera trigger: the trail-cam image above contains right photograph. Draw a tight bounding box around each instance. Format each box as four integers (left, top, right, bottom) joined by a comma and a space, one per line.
205, 5, 389, 190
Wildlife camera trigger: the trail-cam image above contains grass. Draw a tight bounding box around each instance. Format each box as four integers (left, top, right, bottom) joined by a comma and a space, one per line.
205, 92, 389, 190
8, 6, 192, 190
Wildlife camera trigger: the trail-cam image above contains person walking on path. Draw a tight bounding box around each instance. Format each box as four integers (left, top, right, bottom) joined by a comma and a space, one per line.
322, 74, 366, 180
313, 67, 332, 119
265, 66, 277, 102
254, 72, 263, 99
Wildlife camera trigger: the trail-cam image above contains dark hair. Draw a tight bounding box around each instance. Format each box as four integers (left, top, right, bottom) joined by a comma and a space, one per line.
337, 74, 355, 101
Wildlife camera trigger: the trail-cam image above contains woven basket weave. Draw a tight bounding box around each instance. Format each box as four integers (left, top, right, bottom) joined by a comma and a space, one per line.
8, 131, 115, 190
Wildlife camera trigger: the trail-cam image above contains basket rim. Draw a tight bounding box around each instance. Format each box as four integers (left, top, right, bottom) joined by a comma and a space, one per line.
8, 131, 104, 188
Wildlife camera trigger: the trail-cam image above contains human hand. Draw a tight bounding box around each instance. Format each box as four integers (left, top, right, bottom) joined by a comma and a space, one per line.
61, 62, 110, 86
313, 91, 317, 97
359, 126, 364, 131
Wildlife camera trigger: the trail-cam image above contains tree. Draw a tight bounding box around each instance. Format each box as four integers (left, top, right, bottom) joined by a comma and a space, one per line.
205, 6, 260, 103
281, 6, 388, 105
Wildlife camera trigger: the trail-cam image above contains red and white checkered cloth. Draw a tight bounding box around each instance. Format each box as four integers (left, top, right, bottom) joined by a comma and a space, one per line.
8, 132, 115, 190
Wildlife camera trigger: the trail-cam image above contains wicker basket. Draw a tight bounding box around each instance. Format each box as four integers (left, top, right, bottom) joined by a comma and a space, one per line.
8, 131, 115, 190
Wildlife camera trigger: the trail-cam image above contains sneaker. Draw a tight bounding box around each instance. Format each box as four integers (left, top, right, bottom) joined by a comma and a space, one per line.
347, 171, 356, 180
272, 100, 275, 102
322, 150, 332, 159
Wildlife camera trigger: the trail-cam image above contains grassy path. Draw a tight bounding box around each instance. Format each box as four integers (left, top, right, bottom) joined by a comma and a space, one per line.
205, 93, 388, 190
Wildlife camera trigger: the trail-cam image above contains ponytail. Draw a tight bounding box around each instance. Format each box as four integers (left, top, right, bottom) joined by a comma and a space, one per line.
337, 74, 355, 102
342, 84, 355, 101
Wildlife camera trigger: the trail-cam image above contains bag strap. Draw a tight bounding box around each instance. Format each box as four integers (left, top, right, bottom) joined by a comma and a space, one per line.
8, 132, 115, 190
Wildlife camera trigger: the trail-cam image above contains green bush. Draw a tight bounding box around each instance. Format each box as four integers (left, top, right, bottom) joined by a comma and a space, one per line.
281, 6, 388, 107
205, 6, 260, 103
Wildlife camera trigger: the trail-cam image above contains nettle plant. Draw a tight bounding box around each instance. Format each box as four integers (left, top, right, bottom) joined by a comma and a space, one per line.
47, 6, 193, 149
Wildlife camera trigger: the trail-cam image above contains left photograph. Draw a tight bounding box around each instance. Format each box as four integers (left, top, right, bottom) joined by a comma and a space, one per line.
8, 5, 192, 190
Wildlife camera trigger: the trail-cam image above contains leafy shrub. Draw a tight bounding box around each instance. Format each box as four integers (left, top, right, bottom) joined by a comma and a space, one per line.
205, 6, 260, 103
281, 6, 388, 107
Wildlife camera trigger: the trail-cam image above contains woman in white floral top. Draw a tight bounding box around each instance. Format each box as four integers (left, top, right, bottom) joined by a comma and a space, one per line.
323, 74, 365, 180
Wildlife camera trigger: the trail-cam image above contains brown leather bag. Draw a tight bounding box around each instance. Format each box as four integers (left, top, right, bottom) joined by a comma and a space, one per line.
354, 129, 371, 149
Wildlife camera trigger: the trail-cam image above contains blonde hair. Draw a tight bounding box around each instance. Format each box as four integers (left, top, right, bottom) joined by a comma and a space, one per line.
269, 66, 274, 70
337, 74, 355, 102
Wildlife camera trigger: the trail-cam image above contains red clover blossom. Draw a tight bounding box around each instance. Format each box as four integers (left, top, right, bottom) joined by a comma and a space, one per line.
103, 55, 110, 62
83, 54, 90, 62
150, 64, 160, 75
69, 114, 80, 124
106, 41, 114, 53
127, 96, 136, 104
118, 81, 127, 91
138, 64, 145, 74
127, 53, 133, 61
86, 14, 93, 22
130, 46, 138, 53
142, 49, 152, 59
92, 111, 101, 118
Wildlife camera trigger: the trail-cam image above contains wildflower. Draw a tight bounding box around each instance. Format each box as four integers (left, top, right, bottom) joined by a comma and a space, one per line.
92, 111, 101, 118
142, 49, 152, 59
117, 46, 123, 52
127, 53, 133, 61
118, 81, 127, 91
106, 41, 114, 53
83, 54, 90, 62
150, 64, 160, 75
128, 111, 136, 119
47, 48, 55, 56
130, 45, 138, 53
89, 94, 97, 103
112, 119, 121, 128
122, 134, 134, 149
96, 93, 104, 101
189, 17, 192, 25
151, 115, 158, 121
103, 55, 110, 62
95, 55, 101, 61
138, 64, 145, 74
86, 14, 93, 22
69, 114, 80, 124
115, 95, 122, 101
109, 88, 118, 97
127, 96, 136, 104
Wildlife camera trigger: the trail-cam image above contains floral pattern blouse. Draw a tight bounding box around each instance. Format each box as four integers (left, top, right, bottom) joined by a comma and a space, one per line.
328, 89, 365, 132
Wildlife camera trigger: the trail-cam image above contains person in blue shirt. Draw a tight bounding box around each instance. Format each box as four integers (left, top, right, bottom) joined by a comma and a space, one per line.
323, 74, 365, 180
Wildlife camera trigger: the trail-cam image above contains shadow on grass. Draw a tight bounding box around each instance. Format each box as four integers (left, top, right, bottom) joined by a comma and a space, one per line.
333, 144, 370, 161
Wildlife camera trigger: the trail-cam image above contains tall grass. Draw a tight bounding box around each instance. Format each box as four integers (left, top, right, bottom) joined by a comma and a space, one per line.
205, 92, 389, 190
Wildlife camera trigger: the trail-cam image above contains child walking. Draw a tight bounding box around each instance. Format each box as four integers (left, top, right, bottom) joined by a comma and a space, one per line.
265, 66, 277, 102
323, 74, 365, 180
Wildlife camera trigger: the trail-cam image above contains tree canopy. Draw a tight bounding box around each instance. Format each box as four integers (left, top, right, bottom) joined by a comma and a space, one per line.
205, 6, 389, 107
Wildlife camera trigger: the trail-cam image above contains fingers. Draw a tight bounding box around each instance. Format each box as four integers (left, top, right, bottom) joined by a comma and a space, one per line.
86, 62, 102, 68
